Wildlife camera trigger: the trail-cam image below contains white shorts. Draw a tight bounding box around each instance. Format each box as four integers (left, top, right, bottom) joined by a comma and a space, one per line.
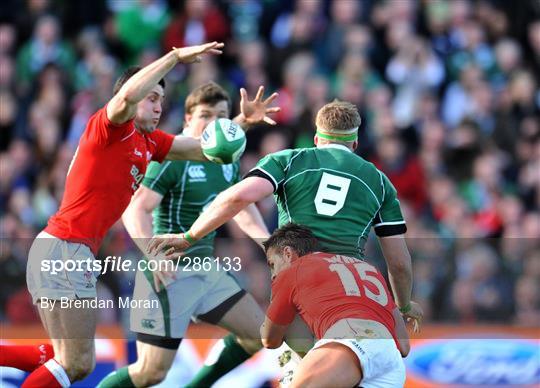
27, 231, 99, 304
313, 319, 405, 388
130, 264, 243, 338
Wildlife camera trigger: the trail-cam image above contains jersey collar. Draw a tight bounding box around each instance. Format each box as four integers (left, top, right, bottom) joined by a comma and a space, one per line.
317, 144, 352, 153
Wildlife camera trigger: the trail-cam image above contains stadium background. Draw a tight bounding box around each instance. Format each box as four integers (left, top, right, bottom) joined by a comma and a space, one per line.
0, 0, 539, 386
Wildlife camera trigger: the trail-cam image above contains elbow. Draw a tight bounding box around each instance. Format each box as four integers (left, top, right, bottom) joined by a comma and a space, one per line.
115, 87, 139, 104
388, 257, 412, 278
227, 191, 253, 209
399, 340, 411, 357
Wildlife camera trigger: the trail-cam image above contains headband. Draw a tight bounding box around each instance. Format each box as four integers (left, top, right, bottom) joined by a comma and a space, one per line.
316, 127, 358, 142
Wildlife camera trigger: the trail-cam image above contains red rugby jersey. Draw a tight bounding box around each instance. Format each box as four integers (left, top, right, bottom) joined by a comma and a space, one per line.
45, 106, 174, 255
267, 252, 397, 340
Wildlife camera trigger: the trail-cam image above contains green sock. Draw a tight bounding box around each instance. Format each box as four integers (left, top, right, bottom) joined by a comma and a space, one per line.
97, 366, 136, 388
185, 334, 252, 388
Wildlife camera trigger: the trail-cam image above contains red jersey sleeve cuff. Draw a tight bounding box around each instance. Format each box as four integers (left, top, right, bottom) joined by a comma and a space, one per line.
152, 131, 175, 163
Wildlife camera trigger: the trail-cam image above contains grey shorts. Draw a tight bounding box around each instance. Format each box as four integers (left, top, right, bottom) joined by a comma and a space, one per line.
130, 264, 243, 338
27, 231, 99, 304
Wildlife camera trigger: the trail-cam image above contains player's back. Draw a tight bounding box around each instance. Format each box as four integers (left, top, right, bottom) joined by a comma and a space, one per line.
252, 145, 406, 258
287, 252, 397, 340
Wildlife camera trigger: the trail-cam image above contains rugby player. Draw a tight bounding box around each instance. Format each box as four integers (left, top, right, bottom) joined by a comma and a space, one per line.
98, 82, 279, 387
260, 223, 411, 388
148, 100, 423, 328
3, 42, 224, 387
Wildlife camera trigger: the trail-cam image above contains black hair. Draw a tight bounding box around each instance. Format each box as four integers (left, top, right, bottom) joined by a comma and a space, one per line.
263, 223, 322, 257
112, 66, 166, 96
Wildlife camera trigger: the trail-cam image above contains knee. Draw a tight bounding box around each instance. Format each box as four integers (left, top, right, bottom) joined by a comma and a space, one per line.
236, 337, 263, 354
132, 362, 169, 386
63, 353, 95, 382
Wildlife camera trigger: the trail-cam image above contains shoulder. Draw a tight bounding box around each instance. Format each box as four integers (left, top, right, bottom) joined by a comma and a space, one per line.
266, 148, 300, 159
148, 128, 174, 143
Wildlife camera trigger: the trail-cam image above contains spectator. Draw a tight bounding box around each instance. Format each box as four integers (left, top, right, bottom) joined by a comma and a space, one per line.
162, 0, 228, 54
15, 14, 75, 93
1, 0, 539, 327
114, 0, 170, 63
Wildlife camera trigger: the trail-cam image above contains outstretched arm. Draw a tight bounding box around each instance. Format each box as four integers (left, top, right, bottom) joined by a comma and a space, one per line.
107, 42, 224, 125
231, 203, 270, 249
147, 176, 274, 256
165, 135, 207, 161
122, 186, 177, 291
166, 84, 280, 161
190, 176, 274, 241
378, 235, 412, 310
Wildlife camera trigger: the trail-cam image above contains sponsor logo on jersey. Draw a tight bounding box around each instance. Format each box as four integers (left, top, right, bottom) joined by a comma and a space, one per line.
134, 148, 143, 157
188, 165, 206, 182
130, 165, 144, 191
222, 164, 234, 182
406, 339, 540, 385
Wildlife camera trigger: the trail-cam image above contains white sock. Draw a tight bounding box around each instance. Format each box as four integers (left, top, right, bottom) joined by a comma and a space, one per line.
44, 359, 71, 388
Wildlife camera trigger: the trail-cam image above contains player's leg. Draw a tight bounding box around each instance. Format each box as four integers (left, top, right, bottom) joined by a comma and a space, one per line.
215, 292, 264, 353
98, 335, 180, 388
98, 267, 196, 387
185, 273, 264, 387
22, 302, 97, 386
1, 235, 56, 372
22, 234, 99, 386
0, 343, 54, 372
291, 342, 362, 388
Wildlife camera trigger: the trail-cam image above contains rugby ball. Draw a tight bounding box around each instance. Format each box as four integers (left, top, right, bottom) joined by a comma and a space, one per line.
201, 118, 246, 164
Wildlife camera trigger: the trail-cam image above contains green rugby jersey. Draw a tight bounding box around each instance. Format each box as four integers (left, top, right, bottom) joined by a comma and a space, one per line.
246, 144, 406, 258
142, 159, 240, 257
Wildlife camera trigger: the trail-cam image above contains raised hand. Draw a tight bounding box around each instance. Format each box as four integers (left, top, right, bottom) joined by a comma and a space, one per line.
237, 86, 281, 127
173, 41, 224, 64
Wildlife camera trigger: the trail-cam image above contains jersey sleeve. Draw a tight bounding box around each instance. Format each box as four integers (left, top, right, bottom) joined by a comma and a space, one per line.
142, 161, 177, 196
266, 268, 297, 325
374, 172, 407, 236
244, 149, 295, 192
149, 130, 175, 163
86, 105, 134, 146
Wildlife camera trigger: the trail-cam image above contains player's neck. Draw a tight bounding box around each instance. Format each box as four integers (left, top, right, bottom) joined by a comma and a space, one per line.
317, 143, 352, 152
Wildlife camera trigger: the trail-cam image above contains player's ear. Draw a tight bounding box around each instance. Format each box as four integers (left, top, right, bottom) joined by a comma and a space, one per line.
185, 113, 192, 126
314, 135, 319, 146
352, 140, 358, 151
283, 246, 293, 262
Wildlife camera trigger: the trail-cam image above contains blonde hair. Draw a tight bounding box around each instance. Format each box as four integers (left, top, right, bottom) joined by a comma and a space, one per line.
315, 100, 361, 134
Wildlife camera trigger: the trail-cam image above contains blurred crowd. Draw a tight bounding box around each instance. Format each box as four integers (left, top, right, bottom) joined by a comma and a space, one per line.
1, 0, 539, 328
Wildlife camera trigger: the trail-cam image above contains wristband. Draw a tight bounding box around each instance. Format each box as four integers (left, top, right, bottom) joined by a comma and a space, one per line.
184, 231, 197, 245
399, 303, 412, 314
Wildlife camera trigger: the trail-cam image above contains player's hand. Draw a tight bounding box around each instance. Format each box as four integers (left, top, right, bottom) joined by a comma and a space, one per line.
236, 86, 280, 127
146, 254, 177, 292
173, 41, 224, 64
147, 233, 191, 258
401, 301, 423, 333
